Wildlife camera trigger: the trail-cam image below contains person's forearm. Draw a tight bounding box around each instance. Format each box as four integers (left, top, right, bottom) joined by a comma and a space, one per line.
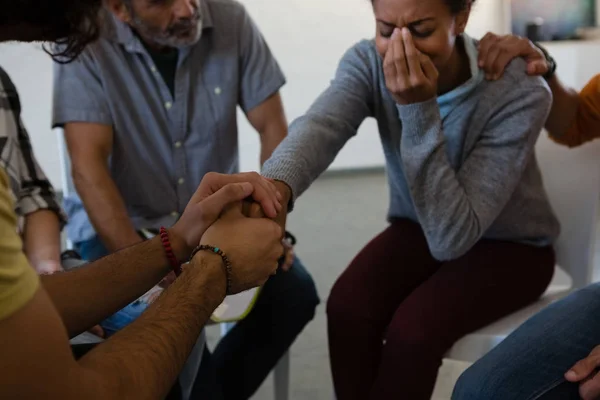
76, 253, 225, 399
545, 75, 580, 138
41, 232, 191, 338
23, 209, 62, 273
73, 165, 142, 252
259, 125, 287, 166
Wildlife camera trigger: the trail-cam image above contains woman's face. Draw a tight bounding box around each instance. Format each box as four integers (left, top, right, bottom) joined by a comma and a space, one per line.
373, 0, 469, 73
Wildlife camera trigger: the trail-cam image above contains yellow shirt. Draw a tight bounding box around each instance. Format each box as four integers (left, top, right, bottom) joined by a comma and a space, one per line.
0, 168, 39, 321
551, 74, 600, 147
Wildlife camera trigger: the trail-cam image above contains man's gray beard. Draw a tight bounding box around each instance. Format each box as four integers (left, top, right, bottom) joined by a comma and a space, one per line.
130, 14, 202, 49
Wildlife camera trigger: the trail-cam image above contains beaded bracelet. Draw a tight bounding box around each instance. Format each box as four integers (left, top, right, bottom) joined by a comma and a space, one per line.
189, 245, 232, 295
160, 227, 182, 276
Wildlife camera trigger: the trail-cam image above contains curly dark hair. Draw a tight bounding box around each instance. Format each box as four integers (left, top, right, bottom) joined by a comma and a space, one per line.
0, 0, 103, 62
445, 0, 476, 14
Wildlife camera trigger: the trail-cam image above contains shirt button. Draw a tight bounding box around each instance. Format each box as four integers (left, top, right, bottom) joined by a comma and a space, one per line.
214, 87, 221, 95
165, 101, 172, 109
178, 178, 185, 185
174, 141, 182, 148
171, 211, 179, 218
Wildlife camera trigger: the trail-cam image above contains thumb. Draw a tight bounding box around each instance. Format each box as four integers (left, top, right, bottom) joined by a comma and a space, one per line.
201, 182, 254, 219
566, 357, 598, 382
526, 59, 548, 76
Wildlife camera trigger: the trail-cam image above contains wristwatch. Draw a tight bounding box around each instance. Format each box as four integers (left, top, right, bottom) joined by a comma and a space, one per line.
533, 42, 557, 80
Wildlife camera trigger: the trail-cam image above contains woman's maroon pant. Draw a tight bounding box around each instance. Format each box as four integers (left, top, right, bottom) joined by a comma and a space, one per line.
327, 219, 555, 400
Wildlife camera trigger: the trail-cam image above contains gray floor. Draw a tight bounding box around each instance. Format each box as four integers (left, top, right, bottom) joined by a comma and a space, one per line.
205, 169, 391, 400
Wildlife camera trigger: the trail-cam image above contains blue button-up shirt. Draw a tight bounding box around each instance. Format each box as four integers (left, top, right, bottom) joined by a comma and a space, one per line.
52, 0, 286, 243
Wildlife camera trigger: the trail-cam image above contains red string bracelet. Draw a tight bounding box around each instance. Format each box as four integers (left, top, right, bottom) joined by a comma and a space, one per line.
160, 227, 182, 276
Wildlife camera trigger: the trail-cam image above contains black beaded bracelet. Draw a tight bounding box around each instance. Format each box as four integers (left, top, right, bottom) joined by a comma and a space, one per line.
189, 245, 233, 295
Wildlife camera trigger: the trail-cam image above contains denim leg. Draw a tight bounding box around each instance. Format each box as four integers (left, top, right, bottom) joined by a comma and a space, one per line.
202, 256, 320, 400
75, 236, 110, 262
452, 283, 600, 400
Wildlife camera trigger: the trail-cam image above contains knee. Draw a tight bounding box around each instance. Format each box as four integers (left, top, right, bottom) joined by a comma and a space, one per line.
284, 258, 320, 320
452, 362, 503, 400
452, 366, 486, 400
327, 270, 367, 325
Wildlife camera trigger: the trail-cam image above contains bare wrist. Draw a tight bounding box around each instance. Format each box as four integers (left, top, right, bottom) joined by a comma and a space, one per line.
189, 252, 227, 299
167, 227, 194, 262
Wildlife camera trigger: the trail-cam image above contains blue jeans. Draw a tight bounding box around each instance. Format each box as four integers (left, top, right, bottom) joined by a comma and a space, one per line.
452, 283, 600, 400
76, 235, 320, 399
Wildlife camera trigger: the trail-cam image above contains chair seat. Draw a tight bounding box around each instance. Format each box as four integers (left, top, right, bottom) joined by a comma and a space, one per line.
445, 265, 573, 363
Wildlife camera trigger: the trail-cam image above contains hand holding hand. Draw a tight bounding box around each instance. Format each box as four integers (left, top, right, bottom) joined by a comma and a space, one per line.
383, 27, 439, 105
171, 172, 283, 258
478, 32, 549, 81
565, 345, 600, 400
200, 201, 283, 294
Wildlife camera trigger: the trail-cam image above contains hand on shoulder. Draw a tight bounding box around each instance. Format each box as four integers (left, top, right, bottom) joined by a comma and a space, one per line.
477, 32, 551, 81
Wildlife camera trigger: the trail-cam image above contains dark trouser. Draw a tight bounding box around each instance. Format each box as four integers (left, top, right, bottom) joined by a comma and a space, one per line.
192, 255, 319, 400
76, 236, 320, 400
326, 218, 555, 400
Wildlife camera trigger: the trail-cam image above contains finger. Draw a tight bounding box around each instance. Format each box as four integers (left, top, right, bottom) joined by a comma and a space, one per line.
249, 175, 282, 218
419, 52, 438, 81
566, 356, 600, 382
383, 34, 398, 88
489, 38, 518, 80
205, 172, 281, 218
579, 371, 600, 400
202, 182, 254, 219
482, 42, 503, 79
249, 202, 266, 218
89, 325, 105, 338
391, 29, 410, 87
402, 28, 423, 80
478, 32, 499, 68
527, 59, 549, 76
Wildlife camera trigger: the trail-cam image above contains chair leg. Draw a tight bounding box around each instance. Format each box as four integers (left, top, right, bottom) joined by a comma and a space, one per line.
274, 351, 290, 400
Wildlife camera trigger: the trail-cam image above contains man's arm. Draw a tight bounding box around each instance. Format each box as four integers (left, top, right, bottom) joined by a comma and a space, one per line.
65, 122, 142, 253
41, 234, 182, 338
3, 252, 225, 400
246, 92, 288, 166
0, 178, 283, 400
23, 210, 62, 274
543, 75, 580, 141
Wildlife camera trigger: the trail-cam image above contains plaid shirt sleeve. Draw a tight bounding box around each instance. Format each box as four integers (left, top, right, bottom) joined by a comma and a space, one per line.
0, 67, 67, 229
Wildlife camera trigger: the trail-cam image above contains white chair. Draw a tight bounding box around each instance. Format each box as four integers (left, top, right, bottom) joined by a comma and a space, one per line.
437, 133, 600, 394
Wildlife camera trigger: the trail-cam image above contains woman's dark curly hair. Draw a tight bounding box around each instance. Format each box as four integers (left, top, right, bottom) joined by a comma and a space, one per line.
0, 0, 103, 63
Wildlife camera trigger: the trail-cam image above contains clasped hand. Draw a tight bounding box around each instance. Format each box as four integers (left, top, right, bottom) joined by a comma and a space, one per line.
170, 172, 286, 294
383, 27, 439, 105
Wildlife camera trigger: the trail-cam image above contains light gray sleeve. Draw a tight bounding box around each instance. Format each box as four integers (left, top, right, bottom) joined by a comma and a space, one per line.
237, 5, 286, 113
261, 42, 374, 208
397, 82, 552, 261
52, 48, 113, 128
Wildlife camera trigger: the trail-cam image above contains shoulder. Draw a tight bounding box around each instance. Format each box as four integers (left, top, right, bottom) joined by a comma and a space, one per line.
205, 0, 250, 23
336, 39, 380, 81
489, 58, 551, 101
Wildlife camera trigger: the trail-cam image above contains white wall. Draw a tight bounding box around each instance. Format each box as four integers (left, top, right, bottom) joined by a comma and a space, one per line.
0, 0, 597, 189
